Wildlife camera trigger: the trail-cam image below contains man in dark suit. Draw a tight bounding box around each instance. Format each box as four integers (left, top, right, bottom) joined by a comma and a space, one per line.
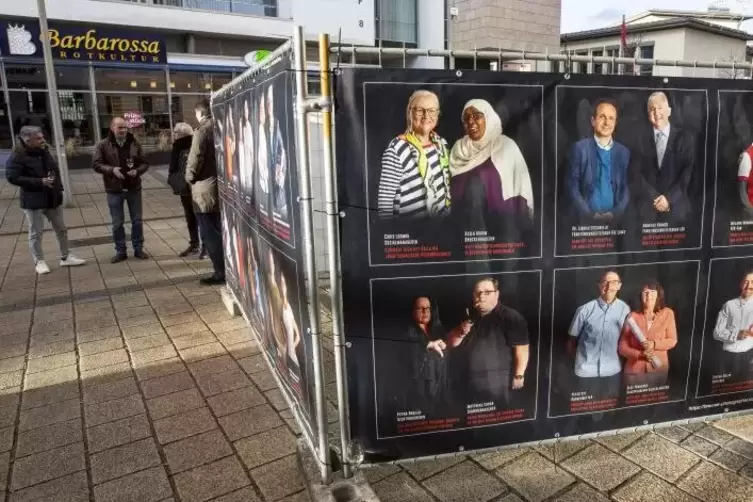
565, 99, 631, 224
631, 91, 694, 223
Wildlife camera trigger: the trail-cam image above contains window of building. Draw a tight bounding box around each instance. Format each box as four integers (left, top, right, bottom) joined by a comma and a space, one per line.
605, 48, 619, 74
59, 91, 96, 148
169, 71, 232, 93
7, 91, 52, 143
94, 67, 167, 93
5, 64, 91, 91
639, 45, 654, 76
98, 93, 171, 149
591, 49, 603, 75
376, 0, 417, 45
574, 51, 588, 74
0, 93, 12, 149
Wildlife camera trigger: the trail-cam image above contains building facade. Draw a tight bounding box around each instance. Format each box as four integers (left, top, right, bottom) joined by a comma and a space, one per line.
560, 9, 753, 78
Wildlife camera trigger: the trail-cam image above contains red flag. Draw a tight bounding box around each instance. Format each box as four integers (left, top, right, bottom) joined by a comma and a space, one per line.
620, 15, 627, 51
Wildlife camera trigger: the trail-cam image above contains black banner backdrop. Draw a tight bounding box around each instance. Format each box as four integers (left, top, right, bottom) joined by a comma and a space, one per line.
211, 56, 318, 444
335, 68, 753, 463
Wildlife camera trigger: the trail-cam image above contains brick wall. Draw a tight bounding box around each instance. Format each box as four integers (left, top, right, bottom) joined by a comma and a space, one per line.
451, 0, 561, 53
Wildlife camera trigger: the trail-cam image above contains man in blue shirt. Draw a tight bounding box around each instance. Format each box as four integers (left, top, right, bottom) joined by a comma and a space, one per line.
566, 100, 631, 224
567, 270, 630, 406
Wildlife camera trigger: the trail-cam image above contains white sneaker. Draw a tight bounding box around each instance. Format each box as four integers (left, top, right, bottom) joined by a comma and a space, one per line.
60, 255, 86, 267
35, 261, 50, 275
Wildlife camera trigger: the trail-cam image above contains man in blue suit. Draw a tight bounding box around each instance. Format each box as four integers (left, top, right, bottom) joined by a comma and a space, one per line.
566, 100, 631, 223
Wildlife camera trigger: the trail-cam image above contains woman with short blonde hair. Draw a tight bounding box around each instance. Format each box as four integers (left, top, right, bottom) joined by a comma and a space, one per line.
378, 89, 451, 219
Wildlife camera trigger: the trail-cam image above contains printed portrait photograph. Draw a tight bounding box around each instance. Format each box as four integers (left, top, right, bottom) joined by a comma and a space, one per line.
713, 91, 753, 247
554, 86, 708, 256
255, 236, 312, 420
370, 270, 541, 438
363, 82, 544, 266
233, 89, 257, 217
549, 262, 700, 418
697, 258, 753, 398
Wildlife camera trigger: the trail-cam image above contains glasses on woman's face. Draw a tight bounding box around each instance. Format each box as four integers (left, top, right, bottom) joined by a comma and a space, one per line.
412, 107, 440, 119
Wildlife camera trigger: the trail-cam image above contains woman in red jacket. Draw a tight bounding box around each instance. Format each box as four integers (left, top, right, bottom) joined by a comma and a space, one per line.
618, 281, 678, 387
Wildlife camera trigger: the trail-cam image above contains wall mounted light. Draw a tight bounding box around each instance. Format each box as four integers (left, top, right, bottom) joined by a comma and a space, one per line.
150, 81, 157, 89
204, 83, 211, 90
170, 82, 175, 89
130, 81, 137, 88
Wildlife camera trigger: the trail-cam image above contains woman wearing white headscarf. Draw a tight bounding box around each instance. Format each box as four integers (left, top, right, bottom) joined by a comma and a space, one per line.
450, 99, 533, 227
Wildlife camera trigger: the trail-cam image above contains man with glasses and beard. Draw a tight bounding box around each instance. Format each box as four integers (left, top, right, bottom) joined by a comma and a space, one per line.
567, 270, 630, 405
428, 278, 530, 409
713, 270, 753, 382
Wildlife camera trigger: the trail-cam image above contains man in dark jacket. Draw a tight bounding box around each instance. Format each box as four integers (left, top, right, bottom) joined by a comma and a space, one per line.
93, 117, 149, 263
5, 126, 86, 274
187, 98, 225, 285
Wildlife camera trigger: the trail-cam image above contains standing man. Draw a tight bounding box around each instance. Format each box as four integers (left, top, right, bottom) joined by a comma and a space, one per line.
428, 277, 530, 408
187, 98, 226, 286
713, 270, 753, 381
93, 117, 149, 263
631, 92, 694, 222
565, 100, 631, 223
6, 126, 86, 274
567, 270, 631, 402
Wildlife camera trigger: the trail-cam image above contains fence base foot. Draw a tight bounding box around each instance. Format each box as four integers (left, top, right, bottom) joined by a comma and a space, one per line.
296, 438, 379, 502
219, 286, 241, 317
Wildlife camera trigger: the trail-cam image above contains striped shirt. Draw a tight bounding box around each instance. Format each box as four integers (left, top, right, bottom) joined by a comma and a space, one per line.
378, 136, 450, 219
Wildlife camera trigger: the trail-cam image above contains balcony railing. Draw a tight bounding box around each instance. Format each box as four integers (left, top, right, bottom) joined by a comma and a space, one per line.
116, 0, 286, 18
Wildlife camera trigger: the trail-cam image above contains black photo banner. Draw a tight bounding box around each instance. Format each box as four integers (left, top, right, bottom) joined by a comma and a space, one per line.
335, 68, 753, 463
211, 55, 318, 444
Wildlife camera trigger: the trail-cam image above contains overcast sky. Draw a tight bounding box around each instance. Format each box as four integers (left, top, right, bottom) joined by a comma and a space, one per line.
561, 0, 753, 33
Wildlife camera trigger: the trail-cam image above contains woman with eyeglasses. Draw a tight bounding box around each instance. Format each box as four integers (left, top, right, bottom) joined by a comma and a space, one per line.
378, 90, 451, 219
378, 296, 448, 427
450, 99, 533, 232
618, 281, 677, 387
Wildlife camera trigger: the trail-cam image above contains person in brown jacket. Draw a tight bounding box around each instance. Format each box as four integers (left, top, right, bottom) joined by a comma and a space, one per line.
92, 117, 149, 263
186, 98, 225, 285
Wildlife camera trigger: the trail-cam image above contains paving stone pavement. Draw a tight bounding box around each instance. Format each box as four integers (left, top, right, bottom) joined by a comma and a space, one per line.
3, 170, 753, 502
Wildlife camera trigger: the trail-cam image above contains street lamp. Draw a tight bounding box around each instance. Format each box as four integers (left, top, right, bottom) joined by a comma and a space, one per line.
37, 0, 73, 207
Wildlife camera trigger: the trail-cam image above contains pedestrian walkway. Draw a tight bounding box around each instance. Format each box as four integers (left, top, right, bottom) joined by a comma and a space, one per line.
2, 169, 753, 502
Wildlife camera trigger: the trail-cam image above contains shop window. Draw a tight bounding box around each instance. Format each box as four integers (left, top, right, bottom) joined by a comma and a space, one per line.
0, 93, 11, 149
168, 71, 232, 93
98, 93, 171, 150
4, 63, 90, 91
94, 67, 166, 92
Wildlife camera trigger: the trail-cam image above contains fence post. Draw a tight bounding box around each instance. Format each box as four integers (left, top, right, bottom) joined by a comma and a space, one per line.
292, 25, 331, 485
319, 32, 354, 479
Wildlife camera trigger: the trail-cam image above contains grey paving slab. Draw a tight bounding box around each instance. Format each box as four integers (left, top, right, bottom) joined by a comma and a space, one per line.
682, 435, 721, 458
553, 483, 611, 502
90, 437, 162, 484
613, 471, 700, 502
372, 472, 435, 502
561, 443, 640, 490
173, 456, 250, 502
86, 413, 153, 454
496, 452, 575, 502
18, 398, 80, 432
11, 442, 86, 490
153, 407, 217, 445
250, 455, 303, 502
163, 429, 234, 474
624, 433, 701, 482
84, 393, 146, 427
15, 417, 83, 457
218, 403, 283, 441
206, 385, 265, 417
92, 466, 173, 502
8, 471, 89, 502
234, 426, 297, 470
147, 387, 206, 421
422, 461, 505, 502
677, 461, 753, 502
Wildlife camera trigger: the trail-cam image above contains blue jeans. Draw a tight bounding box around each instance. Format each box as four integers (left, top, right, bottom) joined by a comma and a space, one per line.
107, 190, 143, 254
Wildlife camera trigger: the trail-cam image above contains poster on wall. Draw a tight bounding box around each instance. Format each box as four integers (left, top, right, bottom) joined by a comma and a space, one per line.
372, 271, 541, 438
211, 55, 317, 444
336, 68, 753, 463
554, 86, 708, 256
358, 81, 544, 266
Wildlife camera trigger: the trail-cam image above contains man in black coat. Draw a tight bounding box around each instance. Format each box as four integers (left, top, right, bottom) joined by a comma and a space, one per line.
5, 126, 86, 274
630, 91, 695, 223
